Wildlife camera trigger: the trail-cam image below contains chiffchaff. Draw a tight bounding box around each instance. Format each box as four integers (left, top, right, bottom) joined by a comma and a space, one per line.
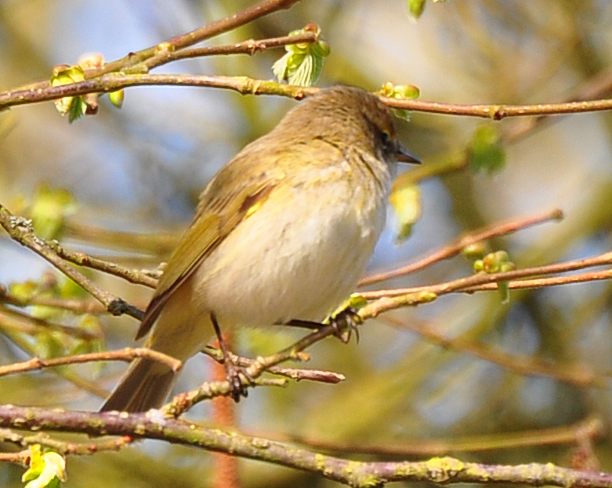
100, 86, 419, 412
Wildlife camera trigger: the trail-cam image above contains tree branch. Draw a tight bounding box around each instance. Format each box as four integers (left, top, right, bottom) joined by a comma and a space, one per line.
0, 347, 181, 378
0, 204, 144, 320
360, 208, 563, 286
0, 406, 610, 488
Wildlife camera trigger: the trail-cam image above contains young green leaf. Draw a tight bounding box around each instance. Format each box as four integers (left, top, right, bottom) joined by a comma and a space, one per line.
272, 25, 330, 86
22, 446, 67, 488
468, 124, 506, 174
390, 183, 422, 243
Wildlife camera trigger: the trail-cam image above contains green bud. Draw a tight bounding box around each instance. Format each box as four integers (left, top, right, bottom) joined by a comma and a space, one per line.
408, 0, 427, 18
461, 242, 487, 259
109, 89, 124, 108
348, 293, 368, 309
379, 82, 420, 120
30, 184, 76, 240
480, 250, 514, 274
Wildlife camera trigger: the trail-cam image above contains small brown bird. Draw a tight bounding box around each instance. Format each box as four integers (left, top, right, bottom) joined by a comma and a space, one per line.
100, 86, 419, 412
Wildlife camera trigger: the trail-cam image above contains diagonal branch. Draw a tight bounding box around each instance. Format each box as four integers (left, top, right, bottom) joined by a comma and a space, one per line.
0, 347, 181, 378
0, 204, 143, 320
360, 208, 563, 286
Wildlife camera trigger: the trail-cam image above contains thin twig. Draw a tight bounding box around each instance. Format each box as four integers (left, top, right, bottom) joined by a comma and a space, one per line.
143, 30, 318, 71
384, 315, 604, 388
0, 305, 100, 341
360, 250, 612, 302
382, 96, 612, 120
0, 427, 133, 457
460, 269, 612, 294
280, 416, 604, 456
46, 239, 157, 287
202, 347, 345, 383
5, 70, 612, 120
164, 325, 340, 415
0, 205, 143, 320
10, 0, 306, 92
0, 286, 107, 315
360, 208, 563, 286
0, 347, 182, 378
0, 74, 316, 110
0, 449, 29, 466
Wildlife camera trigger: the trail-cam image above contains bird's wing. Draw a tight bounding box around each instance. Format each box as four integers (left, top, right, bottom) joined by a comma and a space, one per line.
135, 162, 284, 340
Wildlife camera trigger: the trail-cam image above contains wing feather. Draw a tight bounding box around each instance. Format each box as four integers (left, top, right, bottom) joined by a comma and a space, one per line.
135, 168, 281, 340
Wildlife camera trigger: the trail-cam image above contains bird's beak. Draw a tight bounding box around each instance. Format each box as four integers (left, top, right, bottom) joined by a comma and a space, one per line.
395, 144, 421, 164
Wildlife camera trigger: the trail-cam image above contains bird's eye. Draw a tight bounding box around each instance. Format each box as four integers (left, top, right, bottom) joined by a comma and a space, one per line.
380, 130, 391, 145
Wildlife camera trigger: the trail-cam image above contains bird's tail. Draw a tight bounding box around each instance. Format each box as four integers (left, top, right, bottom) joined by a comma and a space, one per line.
99, 358, 176, 413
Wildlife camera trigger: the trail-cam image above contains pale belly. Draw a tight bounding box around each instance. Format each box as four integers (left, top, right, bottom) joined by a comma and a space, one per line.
192, 180, 386, 328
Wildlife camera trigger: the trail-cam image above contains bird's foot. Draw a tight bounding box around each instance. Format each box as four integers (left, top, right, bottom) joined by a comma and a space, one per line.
329, 307, 362, 344
220, 353, 252, 402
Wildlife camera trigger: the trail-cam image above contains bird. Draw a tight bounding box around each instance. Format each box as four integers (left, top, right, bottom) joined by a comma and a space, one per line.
100, 85, 420, 412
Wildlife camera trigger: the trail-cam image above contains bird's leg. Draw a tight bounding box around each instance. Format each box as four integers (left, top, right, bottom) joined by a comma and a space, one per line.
210, 313, 251, 402
283, 319, 323, 330
284, 307, 362, 344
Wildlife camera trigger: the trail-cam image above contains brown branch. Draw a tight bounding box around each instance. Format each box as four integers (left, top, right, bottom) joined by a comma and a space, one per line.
503, 65, 612, 143
0, 449, 29, 466
0, 286, 107, 315
461, 269, 612, 294
384, 315, 605, 388
0, 74, 316, 110
4, 70, 612, 122
0, 321, 109, 398
1, 406, 612, 488
155, 251, 612, 415
0, 305, 100, 341
360, 208, 563, 286
202, 347, 345, 384
0, 427, 133, 457
361, 250, 612, 302
46, 239, 157, 288
164, 325, 340, 416
10, 0, 306, 93
382, 96, 612, 120
143, 30, 318, 71
160, 0, 305, 51
284, 416, 604, 456
0, 204, 143, 320
0, 347, 182, 378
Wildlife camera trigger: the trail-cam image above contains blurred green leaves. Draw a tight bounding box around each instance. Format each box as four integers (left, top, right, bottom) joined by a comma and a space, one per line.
390, 183, 422, 243
468, 124, 506, 173
28, 185, 76, 241
408, 0, 447, 19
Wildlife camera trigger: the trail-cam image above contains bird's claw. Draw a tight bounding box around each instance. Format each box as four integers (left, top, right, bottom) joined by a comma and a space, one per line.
222, 357, 252, 402
329, 307, 362, 344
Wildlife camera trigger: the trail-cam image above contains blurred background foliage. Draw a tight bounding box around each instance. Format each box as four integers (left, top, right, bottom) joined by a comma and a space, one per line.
2, 1, 612, 487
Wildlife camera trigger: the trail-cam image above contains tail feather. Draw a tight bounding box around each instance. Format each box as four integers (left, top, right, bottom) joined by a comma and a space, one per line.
100, 358, 176, 413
